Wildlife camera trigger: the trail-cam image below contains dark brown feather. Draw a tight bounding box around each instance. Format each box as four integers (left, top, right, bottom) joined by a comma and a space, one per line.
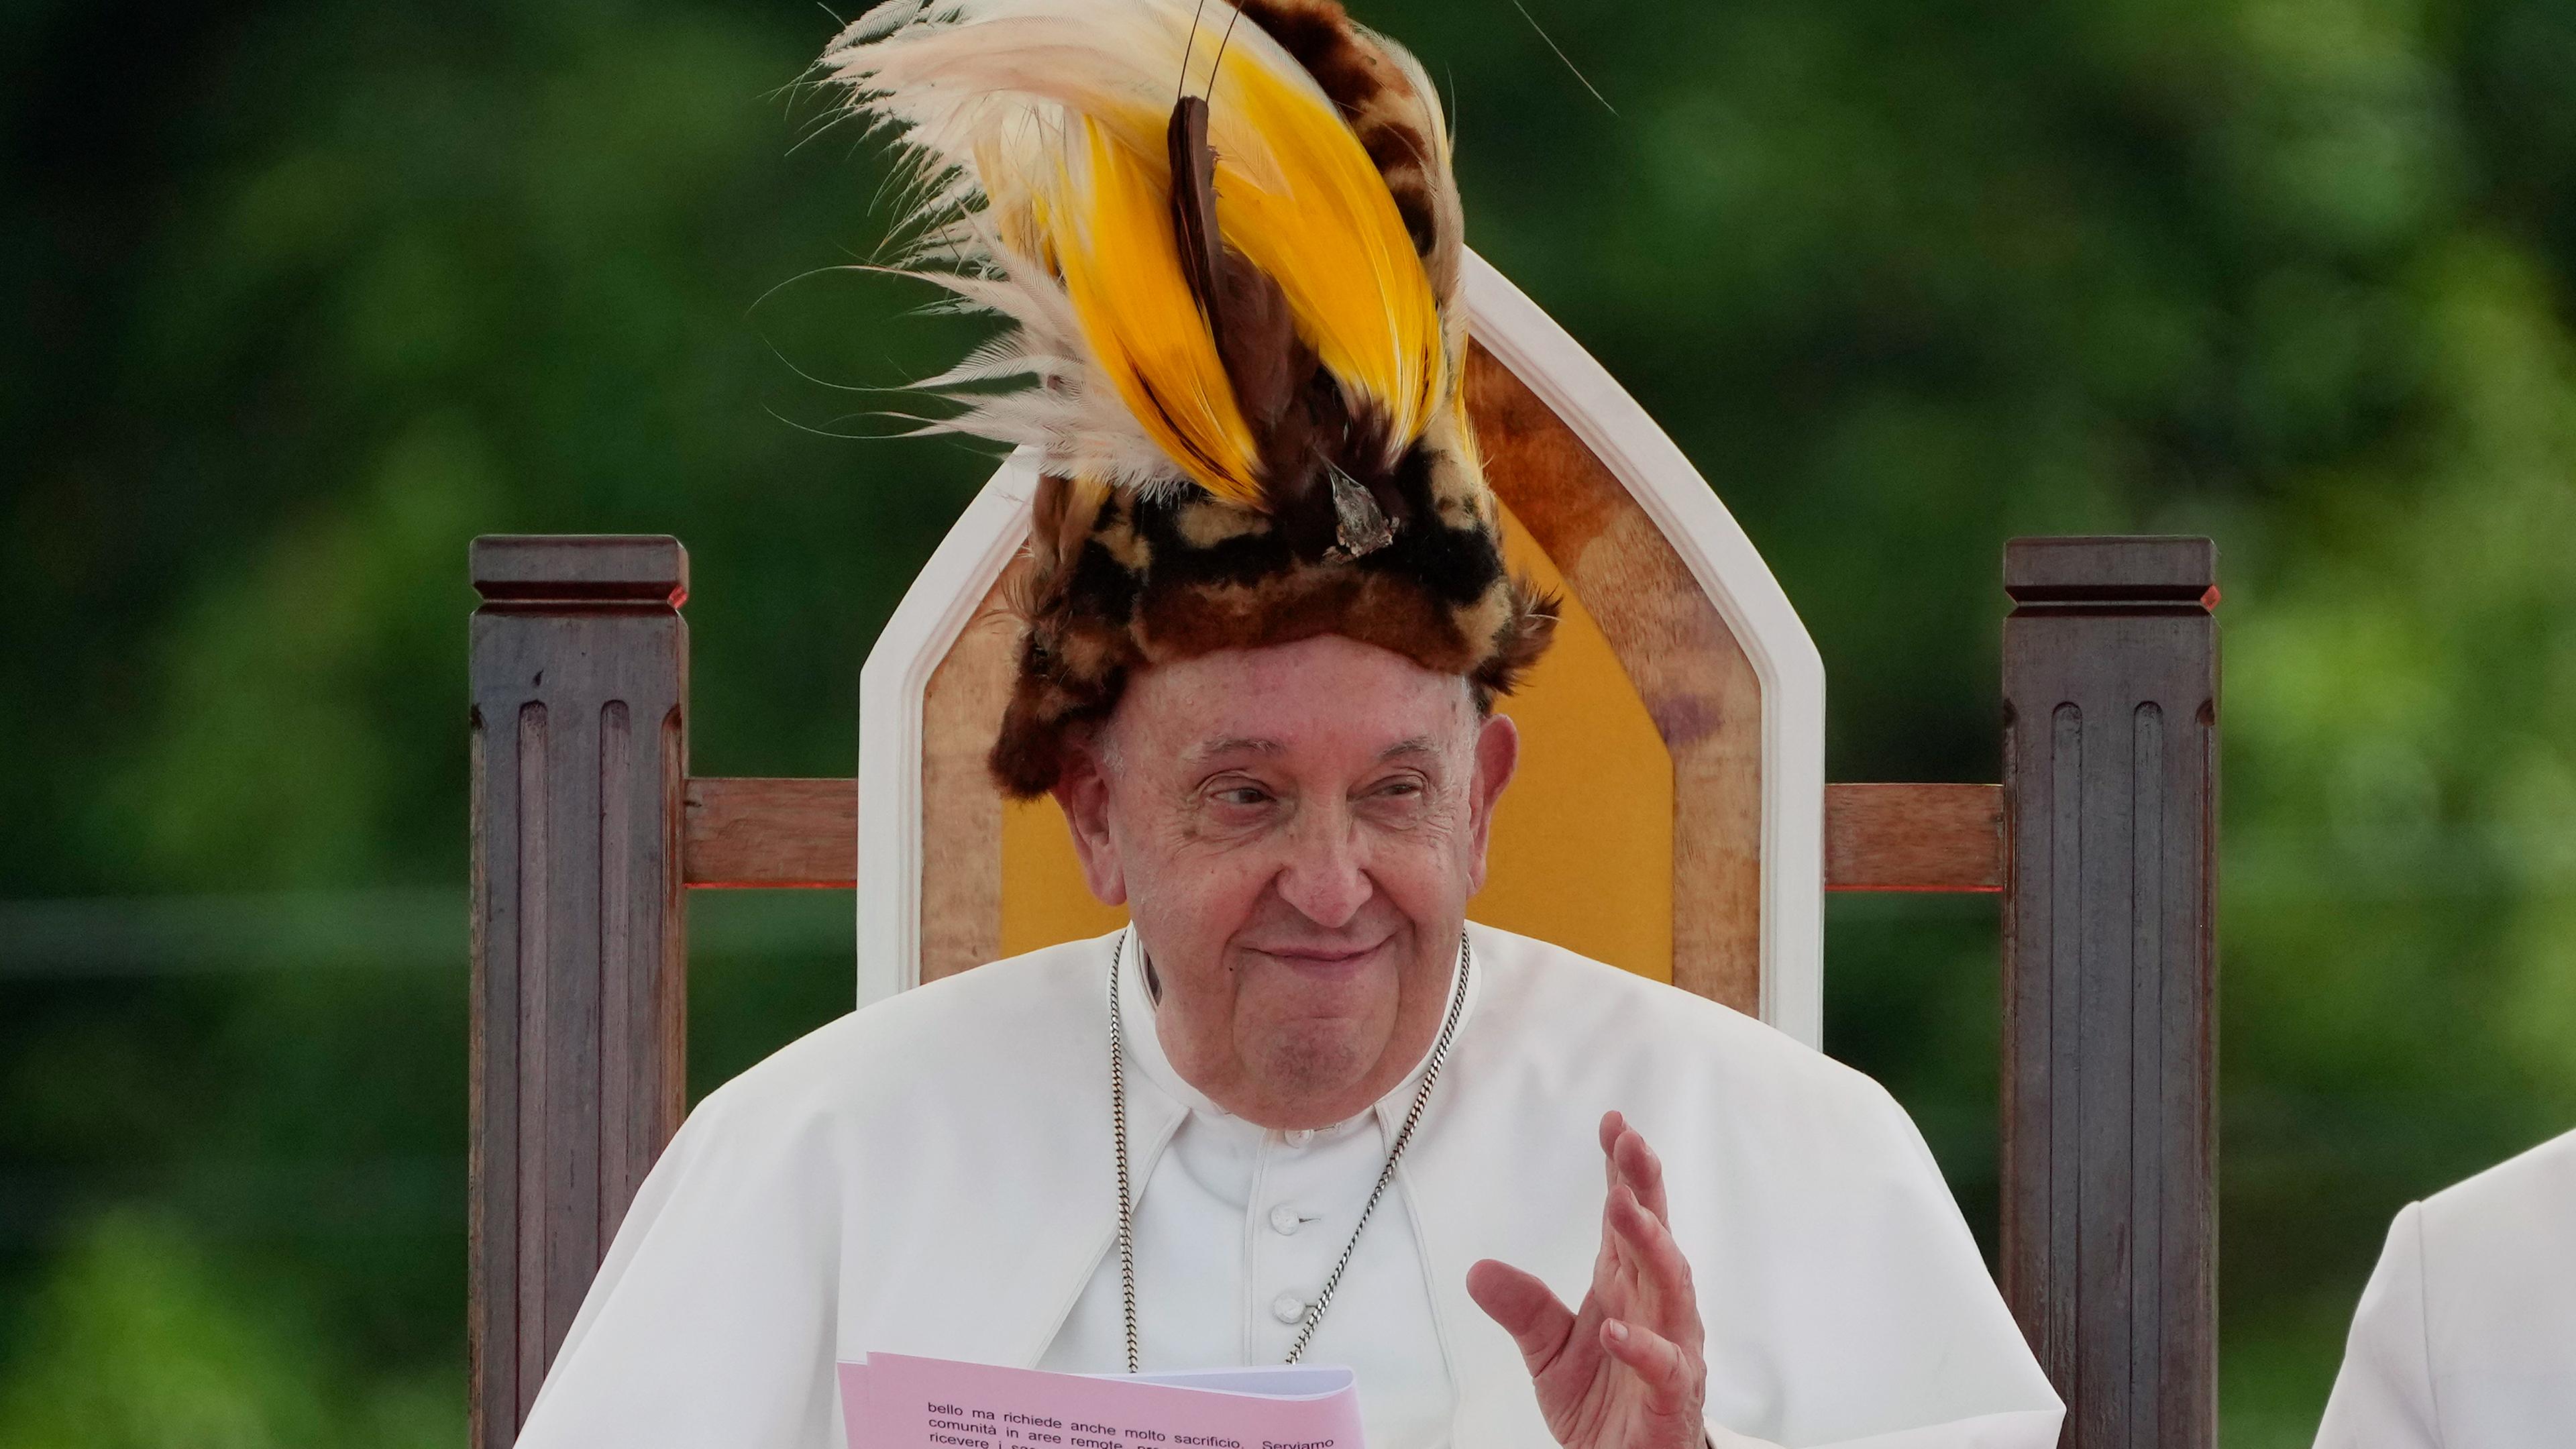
1212, 250, 1306, 435
1165, 97, 1224, 333
1169, 91, 1318, 504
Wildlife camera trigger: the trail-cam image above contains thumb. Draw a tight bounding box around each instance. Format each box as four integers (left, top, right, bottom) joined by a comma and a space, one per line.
1468, 1259, 1576, 1373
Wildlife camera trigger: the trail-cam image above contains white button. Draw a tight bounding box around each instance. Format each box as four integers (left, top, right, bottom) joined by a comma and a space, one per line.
1271, 1292, 1307, 1324
1269, 1205, 1303, 1235
1284, 1128, 1316, 1146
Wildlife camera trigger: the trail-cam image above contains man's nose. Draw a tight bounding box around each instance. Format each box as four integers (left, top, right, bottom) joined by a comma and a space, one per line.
1275, 806, 1371, 929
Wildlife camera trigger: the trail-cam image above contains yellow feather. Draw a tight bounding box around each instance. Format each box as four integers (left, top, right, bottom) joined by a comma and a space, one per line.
1048, 117, 1265, 506
924, 3, 1446, 500
1205, 50, 1444, 464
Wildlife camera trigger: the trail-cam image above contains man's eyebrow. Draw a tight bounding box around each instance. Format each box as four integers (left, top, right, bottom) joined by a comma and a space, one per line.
1182, 735, 1283, 763
1377, 736, 1442, 762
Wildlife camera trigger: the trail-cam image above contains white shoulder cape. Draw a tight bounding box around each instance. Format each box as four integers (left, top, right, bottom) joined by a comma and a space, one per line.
518, 924, 2062, 1448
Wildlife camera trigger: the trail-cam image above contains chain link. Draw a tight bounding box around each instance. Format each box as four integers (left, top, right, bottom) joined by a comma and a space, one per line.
1110, 937, 1141, 1373
1110, 928, 1471, 1371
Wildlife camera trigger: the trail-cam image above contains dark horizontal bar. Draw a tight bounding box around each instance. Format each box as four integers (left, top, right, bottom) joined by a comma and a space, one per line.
470, 535, 689, 606
2005, 535, 2217, 607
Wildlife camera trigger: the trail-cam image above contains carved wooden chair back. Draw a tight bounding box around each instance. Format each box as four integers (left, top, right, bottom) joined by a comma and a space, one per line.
849, 255, 1823, 1036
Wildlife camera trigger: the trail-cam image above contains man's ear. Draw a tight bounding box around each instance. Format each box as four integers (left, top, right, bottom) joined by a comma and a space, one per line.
1464, 710, 1521, 896
1051, 732, 1129, 907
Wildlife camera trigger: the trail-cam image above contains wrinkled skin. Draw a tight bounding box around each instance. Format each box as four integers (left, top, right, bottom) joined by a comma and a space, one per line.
1468, 1113, 1715, 1449
1053, 633, 1513, 1129
1054, 635, 1710, 1447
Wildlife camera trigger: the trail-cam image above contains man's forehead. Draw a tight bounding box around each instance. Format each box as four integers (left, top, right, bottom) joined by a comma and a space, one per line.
1114, 639, 1479, 764
1179, 733, 1448, 765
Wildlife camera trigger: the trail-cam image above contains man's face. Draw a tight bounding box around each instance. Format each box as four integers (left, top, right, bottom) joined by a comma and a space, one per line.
1053, 634, 1520, 1128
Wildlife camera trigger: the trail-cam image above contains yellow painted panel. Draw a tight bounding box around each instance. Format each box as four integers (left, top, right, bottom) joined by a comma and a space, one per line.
1478, 504, 1674, 979
1001, 792, 1129, 951
999, 502, 1674, 979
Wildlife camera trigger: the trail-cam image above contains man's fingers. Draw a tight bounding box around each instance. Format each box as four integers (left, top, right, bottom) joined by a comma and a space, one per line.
1592, 1116, 1705, 1426
1600, 1318, 1697, 1417
1467, 1258, 1578, 1373
1609, 1183, 1693, 1293
1609, 1183, 1702, 1348
1612, 1123, 1671, 1224
1599, 1112, 1672, 1225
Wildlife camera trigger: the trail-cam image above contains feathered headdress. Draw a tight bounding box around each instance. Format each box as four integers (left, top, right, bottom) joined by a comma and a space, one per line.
820, 0, 1556, 796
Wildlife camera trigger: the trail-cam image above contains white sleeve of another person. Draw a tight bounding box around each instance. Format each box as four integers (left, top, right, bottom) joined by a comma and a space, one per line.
2313, 1203, 2441, 1449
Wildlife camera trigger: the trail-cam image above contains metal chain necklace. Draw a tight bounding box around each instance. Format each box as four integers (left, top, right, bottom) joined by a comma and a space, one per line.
1108, 928, 1471, 1372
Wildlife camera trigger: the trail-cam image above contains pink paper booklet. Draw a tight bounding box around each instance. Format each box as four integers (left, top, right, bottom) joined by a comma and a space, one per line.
839, 1353, 1365, 1449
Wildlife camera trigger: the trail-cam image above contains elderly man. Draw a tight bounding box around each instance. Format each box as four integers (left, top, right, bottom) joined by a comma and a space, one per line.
515, 1, 2063, 1446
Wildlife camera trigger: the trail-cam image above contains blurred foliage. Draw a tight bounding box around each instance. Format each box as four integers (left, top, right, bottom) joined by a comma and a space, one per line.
4, 0, 2573, 1442
0, 1212, 454, 1449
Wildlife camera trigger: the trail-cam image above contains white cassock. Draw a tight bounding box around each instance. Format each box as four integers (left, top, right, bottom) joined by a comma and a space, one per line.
2313, 1128, 2576, 1448
517, 924, 2063, 1449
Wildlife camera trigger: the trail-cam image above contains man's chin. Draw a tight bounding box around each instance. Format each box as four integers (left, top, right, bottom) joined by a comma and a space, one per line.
1244, 1030, 1379, 1116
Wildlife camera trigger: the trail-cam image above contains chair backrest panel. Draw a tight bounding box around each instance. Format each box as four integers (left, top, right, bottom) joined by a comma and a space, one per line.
917, 563, 1022, 983
1465, 341, 1766, 1009
860, 252, 1827, 1040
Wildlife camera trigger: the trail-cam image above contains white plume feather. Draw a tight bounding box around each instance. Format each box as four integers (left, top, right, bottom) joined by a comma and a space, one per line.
816, 0, 1373, 496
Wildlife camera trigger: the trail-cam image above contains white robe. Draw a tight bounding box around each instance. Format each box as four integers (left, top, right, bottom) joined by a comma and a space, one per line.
2314, 1128, 2576, 1448
518, 924, 2063, 1448
1034, 926, 1465, 1446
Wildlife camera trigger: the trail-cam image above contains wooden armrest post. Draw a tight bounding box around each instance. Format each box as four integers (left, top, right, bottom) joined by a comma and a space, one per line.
470, 536, 692, 1449
2000, 537, 2219, 1448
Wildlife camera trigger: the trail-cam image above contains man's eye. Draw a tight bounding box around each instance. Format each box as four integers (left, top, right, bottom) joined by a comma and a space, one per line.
1214, 786, 1271, 807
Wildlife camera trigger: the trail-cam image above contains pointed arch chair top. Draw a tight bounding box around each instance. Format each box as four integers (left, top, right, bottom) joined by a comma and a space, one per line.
855, 253, 1827, 1044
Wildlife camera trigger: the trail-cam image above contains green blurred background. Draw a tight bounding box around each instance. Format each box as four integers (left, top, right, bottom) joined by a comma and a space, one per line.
5, 0, 2573, 1441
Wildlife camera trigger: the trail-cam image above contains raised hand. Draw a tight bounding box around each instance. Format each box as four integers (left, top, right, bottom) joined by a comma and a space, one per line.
1466, 1112, 1707, 1449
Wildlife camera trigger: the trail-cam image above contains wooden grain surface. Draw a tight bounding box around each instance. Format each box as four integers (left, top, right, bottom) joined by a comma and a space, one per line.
2000, 535, 2218, 1449
1825, 783, 2003, 892
468, 536, 689, 1449
683, 777, 856, 888
917, 561, 1024, 982
1465, 342, 1766, 1014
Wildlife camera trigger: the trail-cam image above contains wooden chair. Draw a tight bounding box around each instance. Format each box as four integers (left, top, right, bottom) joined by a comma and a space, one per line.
466, 254, 2219, 1449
